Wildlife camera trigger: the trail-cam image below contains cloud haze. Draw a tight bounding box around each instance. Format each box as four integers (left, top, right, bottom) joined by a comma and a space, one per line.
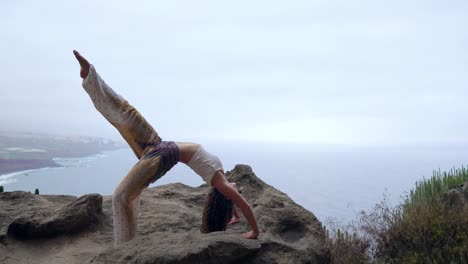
1, 0, 467, 145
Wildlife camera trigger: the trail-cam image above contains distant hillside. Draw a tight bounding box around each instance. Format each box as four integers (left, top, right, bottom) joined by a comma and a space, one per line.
0, 131, 125, 175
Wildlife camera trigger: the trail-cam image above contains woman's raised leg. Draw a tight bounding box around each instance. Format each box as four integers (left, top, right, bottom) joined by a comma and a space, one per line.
74, 50, 160, 159
74, 51, 166, 245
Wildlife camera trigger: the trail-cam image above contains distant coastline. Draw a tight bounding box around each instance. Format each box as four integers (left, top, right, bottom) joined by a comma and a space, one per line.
0, 131, 124, 177
0, 159, 60, 175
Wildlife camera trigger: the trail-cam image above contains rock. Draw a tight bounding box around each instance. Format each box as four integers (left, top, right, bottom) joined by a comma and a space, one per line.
90, 165, 329, 264
90, 232, 261, 264
442, 181, 468, 210
462, 181, 468, 196
225, 165, 330, 264
0, 211, 12, 244
0, 191, 75, 244
7, 193, 103, 239
0, 165, 329, 264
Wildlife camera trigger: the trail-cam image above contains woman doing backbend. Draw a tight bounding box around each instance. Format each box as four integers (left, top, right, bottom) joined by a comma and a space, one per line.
73, 50, 259, 245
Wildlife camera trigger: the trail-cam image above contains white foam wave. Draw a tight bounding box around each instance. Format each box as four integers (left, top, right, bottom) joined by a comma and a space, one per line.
52, 152, 108, 168
0, 167, 53, 185
4, 147, 47, 153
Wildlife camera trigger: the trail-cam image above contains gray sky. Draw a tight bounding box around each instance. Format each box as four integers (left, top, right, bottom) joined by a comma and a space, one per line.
1, 0, 467, 145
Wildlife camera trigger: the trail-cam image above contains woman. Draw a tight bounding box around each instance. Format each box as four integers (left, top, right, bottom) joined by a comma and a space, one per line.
73, 50, 259, 245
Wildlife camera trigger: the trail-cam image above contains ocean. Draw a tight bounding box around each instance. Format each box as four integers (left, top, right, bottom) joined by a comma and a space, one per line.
1, 142, 467, 224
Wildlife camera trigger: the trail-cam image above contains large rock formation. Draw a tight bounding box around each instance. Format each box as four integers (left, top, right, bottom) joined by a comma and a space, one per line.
0, 165, 330, 264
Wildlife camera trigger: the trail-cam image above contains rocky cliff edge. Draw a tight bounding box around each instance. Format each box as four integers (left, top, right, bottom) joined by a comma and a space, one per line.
0, 165, 330, 264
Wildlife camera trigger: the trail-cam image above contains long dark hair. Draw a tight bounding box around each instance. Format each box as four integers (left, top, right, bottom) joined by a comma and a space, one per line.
200, 188, 233, 233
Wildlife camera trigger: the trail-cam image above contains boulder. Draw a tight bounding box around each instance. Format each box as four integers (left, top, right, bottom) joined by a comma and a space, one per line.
90, 165, 329, 264
4, 193, 102, 239
0, 165, 330, 264
442, 181, 468, 210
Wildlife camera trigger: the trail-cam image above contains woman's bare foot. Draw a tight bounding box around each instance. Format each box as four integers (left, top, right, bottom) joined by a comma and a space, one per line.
73, 50, 90, 79
228, 216, 240, 225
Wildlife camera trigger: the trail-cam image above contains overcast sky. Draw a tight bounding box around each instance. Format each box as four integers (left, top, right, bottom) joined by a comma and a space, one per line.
1, 0, 467, 146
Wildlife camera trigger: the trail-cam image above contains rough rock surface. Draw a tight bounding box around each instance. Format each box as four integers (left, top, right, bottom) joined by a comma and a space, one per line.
442, 181, 468, 209
0, 165, 330, 264
7, 193, 103, 239
0, 191, 78, 243
90, 232, 261, 264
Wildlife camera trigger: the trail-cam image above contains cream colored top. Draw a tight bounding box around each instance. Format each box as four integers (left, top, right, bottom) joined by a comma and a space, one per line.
186, 145, 223, 186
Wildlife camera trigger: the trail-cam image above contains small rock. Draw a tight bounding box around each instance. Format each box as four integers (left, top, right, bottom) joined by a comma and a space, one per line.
8, 194, 103, 239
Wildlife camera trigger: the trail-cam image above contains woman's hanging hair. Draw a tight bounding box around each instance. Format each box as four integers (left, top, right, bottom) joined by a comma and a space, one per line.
200, 187, 233, 233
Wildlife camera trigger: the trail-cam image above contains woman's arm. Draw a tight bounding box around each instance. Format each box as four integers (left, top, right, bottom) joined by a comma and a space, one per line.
211, 171, 259, 239
227, 183, 240, 225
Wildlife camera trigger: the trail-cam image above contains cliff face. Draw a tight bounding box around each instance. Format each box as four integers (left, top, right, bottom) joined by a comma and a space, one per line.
0, 165, 330, 264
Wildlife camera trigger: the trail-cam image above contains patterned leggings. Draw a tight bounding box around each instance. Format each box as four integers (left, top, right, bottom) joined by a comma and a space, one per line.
82, 65, 163, 245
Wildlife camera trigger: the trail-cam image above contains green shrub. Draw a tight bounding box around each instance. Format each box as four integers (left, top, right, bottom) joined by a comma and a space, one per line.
407, 166, 468, 206
324, 223, 371, 264
0, 185, 3, 193
34, 188, 39, 195
364, 196, 468, 263
327, 167, 468, 264
359, 168, 468, 263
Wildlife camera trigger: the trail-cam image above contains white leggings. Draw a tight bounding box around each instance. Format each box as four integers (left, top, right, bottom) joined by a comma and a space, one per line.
82, 65, 162, 245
